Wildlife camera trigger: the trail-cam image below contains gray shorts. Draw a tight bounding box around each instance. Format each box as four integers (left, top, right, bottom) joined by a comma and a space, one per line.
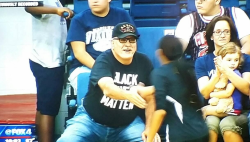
205, 111, 248, 135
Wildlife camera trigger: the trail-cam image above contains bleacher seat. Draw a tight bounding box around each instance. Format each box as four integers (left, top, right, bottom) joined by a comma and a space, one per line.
76, 73, 90, 107
187, 0, 195, 12
130, 0, 184, 27
137, 26, 176, 68
73, 0, 123, 14
187, 0, 240, 13
247, 0, 250, 9
123, 0, 130, 3
246, 0, 250, 17
221, 0, 239, 7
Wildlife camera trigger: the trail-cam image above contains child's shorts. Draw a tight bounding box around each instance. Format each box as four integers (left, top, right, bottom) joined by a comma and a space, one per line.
29, 60, 64, 116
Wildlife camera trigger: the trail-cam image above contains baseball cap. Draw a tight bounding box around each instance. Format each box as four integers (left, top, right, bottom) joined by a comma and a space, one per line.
112, 22, 139, 39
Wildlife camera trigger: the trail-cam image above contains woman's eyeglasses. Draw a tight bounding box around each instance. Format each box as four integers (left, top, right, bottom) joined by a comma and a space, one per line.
213, 30, 231, 36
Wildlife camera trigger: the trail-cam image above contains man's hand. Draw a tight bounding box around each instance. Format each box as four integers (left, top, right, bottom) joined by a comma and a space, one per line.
56, 7, 74, 19
127, 86, 147, 109
137, 86, 155, 101
128, 82, 155, 107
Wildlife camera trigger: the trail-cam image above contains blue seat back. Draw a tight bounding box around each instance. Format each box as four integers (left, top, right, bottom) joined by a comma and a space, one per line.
73, 0, 123, 14
246, 0, 250, 17
221, 0, 239, 7
246, 0, 250, 10
137, 26, 176, 68
123, 0, 130, 3
130, 0, 182, 27
187, 0, 195, 12
187, 0, 239, 13
77, 72, 90, 107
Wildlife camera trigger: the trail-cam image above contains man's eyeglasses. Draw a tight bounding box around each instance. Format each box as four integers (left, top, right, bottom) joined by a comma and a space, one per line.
213, 30, 231, 36
113, 37, 136, 43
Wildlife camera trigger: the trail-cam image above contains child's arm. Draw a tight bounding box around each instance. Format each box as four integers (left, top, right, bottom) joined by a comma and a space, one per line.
215, 56, 250, 95
146, 110, 166, 142
210, 83, 235, 98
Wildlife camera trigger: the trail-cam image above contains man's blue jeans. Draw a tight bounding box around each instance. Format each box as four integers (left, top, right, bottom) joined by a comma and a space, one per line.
57, 105, 145, 142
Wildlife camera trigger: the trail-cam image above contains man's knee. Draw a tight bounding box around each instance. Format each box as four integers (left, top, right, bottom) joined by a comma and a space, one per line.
57, 124, 95, 142
57, 134, 91, 142
117, 117, 144, 141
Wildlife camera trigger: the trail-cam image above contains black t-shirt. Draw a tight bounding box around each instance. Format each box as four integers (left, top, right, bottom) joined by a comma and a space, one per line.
151, 62, 208, 141
83, 49, 153, 127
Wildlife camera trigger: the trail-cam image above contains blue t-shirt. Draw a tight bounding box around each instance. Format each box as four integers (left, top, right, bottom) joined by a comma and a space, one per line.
195, 53, 250, 109
66, 7, 136, 72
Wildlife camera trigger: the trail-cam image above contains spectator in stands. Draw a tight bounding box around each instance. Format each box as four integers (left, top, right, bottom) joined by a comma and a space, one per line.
145, 35, 209, 142
24, 1, 73, 142
67, 0, 136, 93
195, 16, 250, 142
57, 22, 155, 142
175, 0, 250, 61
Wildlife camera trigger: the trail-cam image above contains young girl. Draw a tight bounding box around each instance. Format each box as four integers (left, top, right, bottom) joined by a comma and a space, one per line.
202, 42, 244, 118
145, 35, 209, 142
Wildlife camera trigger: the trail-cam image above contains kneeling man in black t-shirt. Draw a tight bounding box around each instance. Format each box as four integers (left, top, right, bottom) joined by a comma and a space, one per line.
57, 22, 155, 142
